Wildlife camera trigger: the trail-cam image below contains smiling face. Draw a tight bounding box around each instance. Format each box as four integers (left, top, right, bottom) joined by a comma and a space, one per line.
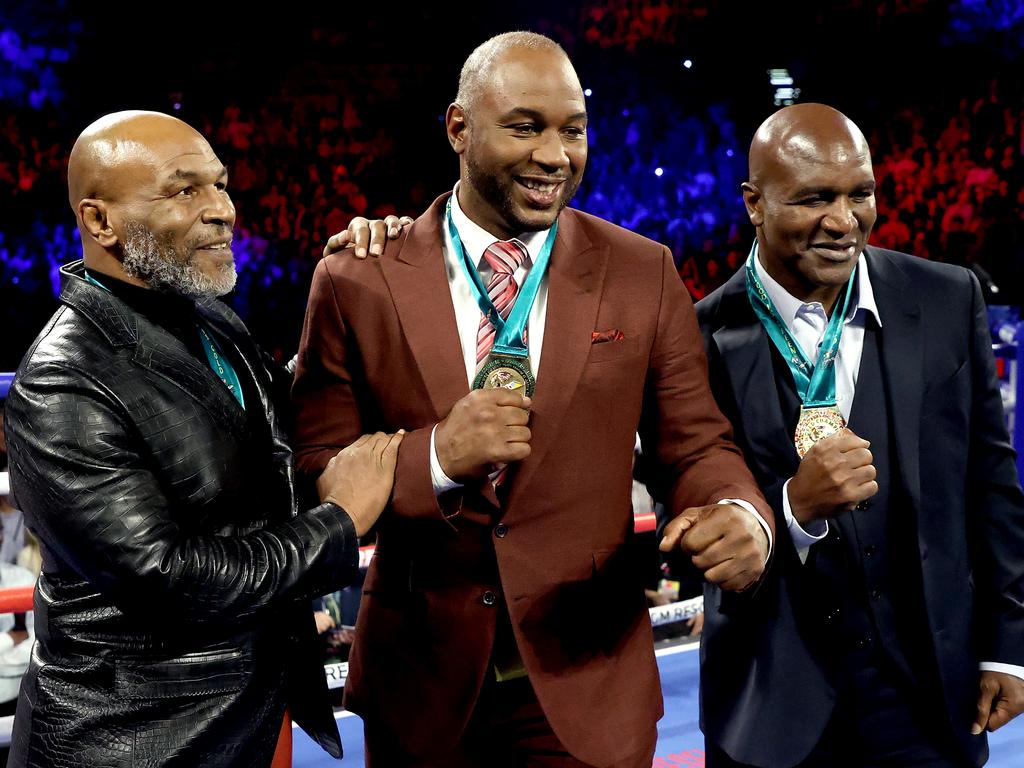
448, 46, 587, 239
743, 105, 877, 309
71, 112, 237, 298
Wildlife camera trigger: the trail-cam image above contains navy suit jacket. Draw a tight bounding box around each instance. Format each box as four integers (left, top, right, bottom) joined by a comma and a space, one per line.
694, 247, 1024, 768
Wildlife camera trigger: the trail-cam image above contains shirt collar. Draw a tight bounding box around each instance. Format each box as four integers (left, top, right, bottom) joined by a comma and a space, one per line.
450, 183, 550, 270
752, 244, 882, 329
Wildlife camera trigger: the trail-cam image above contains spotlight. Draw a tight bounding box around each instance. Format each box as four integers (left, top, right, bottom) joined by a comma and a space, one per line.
655, 167, 664, 177
682, 59, 693, 69
584, 88, 593, 97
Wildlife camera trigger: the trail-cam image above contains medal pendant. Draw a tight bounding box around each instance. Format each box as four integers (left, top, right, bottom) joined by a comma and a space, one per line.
473, 355, 535, 397
794, 405, 846, 458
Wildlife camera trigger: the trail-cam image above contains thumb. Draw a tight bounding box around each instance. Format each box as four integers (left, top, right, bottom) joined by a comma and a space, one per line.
974, 677, 999, 735
382, 430, 405, 462
659, 507, 703, 552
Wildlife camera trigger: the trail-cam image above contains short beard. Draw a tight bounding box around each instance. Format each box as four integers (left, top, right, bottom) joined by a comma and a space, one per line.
121, 221, 236, 299
464, 152, 580, 234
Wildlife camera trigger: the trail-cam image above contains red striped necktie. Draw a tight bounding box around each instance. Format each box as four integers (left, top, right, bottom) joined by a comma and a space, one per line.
475, 239, 528, 488
475, 239, 529, 370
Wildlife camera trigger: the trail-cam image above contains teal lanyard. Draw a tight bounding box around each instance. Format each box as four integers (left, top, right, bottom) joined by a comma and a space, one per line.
744, 242, 856, 408
446, 198, 557, 358
83, 271, 246, 409
196, 326, 246, 409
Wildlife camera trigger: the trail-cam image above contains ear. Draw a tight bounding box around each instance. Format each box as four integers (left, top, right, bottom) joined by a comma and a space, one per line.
78, 199, 119, 249
741, 182, 764, 227
446, 103, 468, 155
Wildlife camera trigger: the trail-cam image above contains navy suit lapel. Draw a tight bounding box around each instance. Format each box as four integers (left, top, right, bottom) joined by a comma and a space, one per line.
711, 271, 799, 475
865, 248, 923, 516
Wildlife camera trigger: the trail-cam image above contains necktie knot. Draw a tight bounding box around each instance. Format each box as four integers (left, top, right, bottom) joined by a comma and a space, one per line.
483, 240, 527, 277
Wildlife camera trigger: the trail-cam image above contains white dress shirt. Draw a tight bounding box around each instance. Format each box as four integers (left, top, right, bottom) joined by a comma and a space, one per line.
755, 251, 1024, 682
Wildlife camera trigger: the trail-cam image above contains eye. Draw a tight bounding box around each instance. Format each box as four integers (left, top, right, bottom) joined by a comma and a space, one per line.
215, 181, 228, 192
562, 126, 586, 139
510, 123, 539, 136
176, 186, 195, 198
851, 190, 875, 203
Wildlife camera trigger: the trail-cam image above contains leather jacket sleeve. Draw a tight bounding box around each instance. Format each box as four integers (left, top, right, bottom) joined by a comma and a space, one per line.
6, 361, 359, 627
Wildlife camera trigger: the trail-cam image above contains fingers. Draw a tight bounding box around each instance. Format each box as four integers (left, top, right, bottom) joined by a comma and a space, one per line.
499, 404, 532, 427
503, 426, 532, 444
475, 387, 531, 409
705, 560, 760, 592
977, 672, 1024, 733
659, 506, 711, 552
368, 219, 388, 256
350, 217, 371, 258
323, 230, 352, 258
974, 675, 999, 735
349, 433, 374, 449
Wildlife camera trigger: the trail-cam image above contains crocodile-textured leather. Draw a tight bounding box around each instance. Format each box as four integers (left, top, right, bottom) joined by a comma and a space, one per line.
4, 261, 358, 767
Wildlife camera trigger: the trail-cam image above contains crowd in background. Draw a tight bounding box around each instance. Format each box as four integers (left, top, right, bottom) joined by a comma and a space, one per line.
3, 2, 1023, 367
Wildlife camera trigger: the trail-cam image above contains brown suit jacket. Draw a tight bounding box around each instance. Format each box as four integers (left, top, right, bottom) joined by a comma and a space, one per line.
292, 193, 771, 766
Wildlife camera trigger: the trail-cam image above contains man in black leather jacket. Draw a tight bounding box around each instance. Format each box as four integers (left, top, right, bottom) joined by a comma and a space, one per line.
3, 110, 402, 767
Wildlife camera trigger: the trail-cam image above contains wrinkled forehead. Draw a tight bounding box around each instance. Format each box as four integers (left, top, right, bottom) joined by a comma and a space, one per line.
103, 131, 222, 190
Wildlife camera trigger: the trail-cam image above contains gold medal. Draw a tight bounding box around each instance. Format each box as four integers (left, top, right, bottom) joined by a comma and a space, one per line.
794, 405, 845, 458
473, 355, 535, 397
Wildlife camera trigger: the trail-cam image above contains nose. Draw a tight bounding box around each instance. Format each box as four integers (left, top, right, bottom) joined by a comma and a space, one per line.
201, 186, 236, 227
532, 129, 570, 171
821, 197, 855, 236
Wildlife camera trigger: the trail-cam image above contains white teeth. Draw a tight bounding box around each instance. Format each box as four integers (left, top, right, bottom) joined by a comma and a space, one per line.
520, 179, 557, 193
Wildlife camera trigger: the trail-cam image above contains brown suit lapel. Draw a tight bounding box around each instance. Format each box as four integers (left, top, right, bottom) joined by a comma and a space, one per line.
506, 210, 611, 504
380, 194, 469, 424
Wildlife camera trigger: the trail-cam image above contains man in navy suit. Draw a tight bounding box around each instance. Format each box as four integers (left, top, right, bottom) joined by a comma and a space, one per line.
694, 102, 1024, 767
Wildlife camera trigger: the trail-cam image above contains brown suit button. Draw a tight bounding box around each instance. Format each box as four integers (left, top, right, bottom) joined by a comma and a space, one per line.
482, 591, 498, 606
494, 524, 508, 538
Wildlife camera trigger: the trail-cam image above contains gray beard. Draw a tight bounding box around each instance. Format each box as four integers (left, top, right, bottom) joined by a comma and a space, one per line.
121, 221, 236, 299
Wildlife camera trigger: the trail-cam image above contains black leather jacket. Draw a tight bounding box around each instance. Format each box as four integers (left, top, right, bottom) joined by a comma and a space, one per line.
5, 261, 359, 767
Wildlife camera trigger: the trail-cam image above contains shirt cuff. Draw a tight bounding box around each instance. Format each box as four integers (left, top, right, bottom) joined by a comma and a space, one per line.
782, 478, 829, 563
980, 661, 1024, 683
430, 425, 462, 496
718, 498, 772, 564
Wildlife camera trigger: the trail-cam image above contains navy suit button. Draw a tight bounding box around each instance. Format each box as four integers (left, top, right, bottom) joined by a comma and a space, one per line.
870, 589, 881, 601
824, 608, 841, 623
855, 500, 870, 511
494, 524, 508, 538
864, 545, 878, 557
857, 636, 872, 650
482, 591, 498, 606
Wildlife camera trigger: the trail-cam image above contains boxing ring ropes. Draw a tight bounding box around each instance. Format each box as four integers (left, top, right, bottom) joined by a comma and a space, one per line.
0, 312, 1021, 762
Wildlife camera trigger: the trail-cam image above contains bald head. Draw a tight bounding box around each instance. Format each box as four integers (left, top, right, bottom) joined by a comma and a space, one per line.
741, 103, 877, 307
68, 110, 236, 298
68, 110, 208, 210
748, 103, 871, 189
456, 31, 574, 115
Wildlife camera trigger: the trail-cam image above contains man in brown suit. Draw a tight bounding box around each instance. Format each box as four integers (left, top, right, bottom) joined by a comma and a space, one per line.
293, 32, 772, 767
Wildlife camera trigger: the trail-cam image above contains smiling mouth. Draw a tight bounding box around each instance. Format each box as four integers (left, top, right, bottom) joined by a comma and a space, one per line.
515, 177, 565, 207
811, 243, 858, 260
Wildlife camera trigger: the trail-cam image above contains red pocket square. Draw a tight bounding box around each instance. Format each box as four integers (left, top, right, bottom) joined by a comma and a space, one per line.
591, 329, 625, 344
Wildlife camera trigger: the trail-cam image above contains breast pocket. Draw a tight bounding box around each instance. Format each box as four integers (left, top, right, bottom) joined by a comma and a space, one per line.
586, 337, 641, 364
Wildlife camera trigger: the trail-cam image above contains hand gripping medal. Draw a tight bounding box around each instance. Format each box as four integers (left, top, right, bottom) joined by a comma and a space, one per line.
744, 242, 857, 458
